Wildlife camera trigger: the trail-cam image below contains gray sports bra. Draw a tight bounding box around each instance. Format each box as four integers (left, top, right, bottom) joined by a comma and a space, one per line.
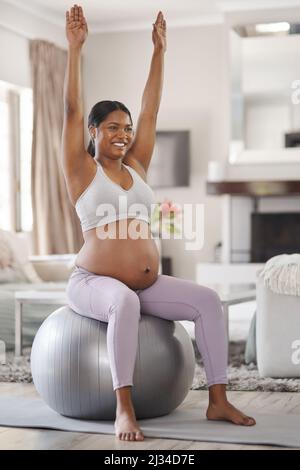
75, 161, 156, 232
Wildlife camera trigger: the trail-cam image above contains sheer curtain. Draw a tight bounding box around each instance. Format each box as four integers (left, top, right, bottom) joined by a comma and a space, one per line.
29, 39, 83, 254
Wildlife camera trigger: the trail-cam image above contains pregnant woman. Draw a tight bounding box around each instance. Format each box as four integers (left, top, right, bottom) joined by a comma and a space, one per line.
63, 4, 256, 442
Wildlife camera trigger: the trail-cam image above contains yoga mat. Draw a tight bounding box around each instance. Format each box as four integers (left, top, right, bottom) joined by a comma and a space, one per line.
0, 396, 299, 448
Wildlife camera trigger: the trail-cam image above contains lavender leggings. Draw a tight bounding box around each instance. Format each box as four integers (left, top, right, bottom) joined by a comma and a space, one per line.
66, 266, 228, 390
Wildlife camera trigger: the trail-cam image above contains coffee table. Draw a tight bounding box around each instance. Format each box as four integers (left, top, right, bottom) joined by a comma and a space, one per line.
205, 284, 256, 363
15, 290, 67, 356
213, 284, 256, 336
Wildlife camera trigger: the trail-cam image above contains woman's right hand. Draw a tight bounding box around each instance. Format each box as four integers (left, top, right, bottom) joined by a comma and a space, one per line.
66, 4, 88, 48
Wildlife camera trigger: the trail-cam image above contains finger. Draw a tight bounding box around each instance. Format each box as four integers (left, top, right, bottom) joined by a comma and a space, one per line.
74, 4, 79, 21
155, 11, 160, 22
70, 6, 75, 21
157, 15, 163, 27
157, 19, 166, 31
79, 7, 86, 25
66, 11, 70, 23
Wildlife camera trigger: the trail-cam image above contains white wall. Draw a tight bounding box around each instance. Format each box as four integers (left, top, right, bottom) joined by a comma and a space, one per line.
0, 26, 31, 87
225, 7, 300, 178
243, 35, 300, 94
241, 35, 300, 149
0, 1, 66, 88
84, 25, 228, 280
230, 30, 244, 141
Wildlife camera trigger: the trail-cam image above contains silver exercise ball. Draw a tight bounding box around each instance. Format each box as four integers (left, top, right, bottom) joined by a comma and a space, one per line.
31, 306, 195, 420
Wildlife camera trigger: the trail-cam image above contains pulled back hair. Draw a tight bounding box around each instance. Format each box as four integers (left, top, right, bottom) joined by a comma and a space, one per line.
87, 100, 133, 157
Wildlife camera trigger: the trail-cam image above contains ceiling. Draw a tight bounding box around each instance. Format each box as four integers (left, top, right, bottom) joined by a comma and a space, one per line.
3, 0, 300, 32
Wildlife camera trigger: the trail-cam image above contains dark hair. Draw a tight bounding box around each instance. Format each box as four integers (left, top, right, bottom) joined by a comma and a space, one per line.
87, 100, 133, 157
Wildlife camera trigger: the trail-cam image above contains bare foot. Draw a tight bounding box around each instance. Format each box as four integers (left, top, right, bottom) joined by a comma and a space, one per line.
206, 400, 256, 426
114, 410, 144, 441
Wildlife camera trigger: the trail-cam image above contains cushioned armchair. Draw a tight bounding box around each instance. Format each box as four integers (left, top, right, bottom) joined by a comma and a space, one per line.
256, 274, 300, 378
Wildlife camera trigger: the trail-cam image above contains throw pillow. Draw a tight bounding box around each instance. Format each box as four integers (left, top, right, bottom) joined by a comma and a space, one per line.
0, 230, 27, 282
0, 237, 12, 268
0, 230, 42, 283
0, 266, 27, 283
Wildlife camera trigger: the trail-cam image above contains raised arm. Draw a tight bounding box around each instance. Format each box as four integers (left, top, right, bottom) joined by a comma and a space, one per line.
124, 11, 167, 174
62, 4, 89, 178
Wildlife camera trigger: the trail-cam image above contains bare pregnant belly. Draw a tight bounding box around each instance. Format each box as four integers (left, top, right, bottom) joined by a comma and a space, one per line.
75, 219, 160, 290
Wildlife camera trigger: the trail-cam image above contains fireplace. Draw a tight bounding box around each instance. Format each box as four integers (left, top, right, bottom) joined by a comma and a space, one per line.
251, 212, 300, 262
206, 180, 300, 263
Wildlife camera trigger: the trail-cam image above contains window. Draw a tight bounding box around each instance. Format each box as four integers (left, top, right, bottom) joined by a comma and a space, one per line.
0, 86, 11, 230
20, 88, 33, 231
0, 81, 33, 232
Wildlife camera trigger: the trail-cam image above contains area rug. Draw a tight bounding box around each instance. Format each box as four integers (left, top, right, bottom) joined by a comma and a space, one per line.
1, 342, 300, 392
192, 341, 300, 393
0, 395, 300, 448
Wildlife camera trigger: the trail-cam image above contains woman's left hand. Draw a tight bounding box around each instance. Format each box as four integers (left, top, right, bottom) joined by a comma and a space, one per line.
152, 11, 167, 53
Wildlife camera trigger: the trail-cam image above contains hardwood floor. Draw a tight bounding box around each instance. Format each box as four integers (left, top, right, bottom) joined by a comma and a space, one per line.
0, 383, 299, 450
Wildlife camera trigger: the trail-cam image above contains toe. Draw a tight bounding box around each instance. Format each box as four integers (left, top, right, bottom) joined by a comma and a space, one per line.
247, 416, 256, 426
136, 431, 144, 441
243, 416, 256, 426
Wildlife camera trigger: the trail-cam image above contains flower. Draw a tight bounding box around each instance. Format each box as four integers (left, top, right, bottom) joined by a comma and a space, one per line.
151, 198, 182, 238
160, 200, 181, 216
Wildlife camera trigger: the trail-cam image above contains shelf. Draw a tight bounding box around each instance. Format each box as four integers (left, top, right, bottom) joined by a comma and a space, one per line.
206, 181, 300, 197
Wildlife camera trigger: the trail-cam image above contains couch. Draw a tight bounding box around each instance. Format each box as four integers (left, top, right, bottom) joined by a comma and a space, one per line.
0, 256, 73, 351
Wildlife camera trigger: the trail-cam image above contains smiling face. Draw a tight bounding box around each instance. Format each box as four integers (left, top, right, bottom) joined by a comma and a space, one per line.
90, 110, 134, 159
